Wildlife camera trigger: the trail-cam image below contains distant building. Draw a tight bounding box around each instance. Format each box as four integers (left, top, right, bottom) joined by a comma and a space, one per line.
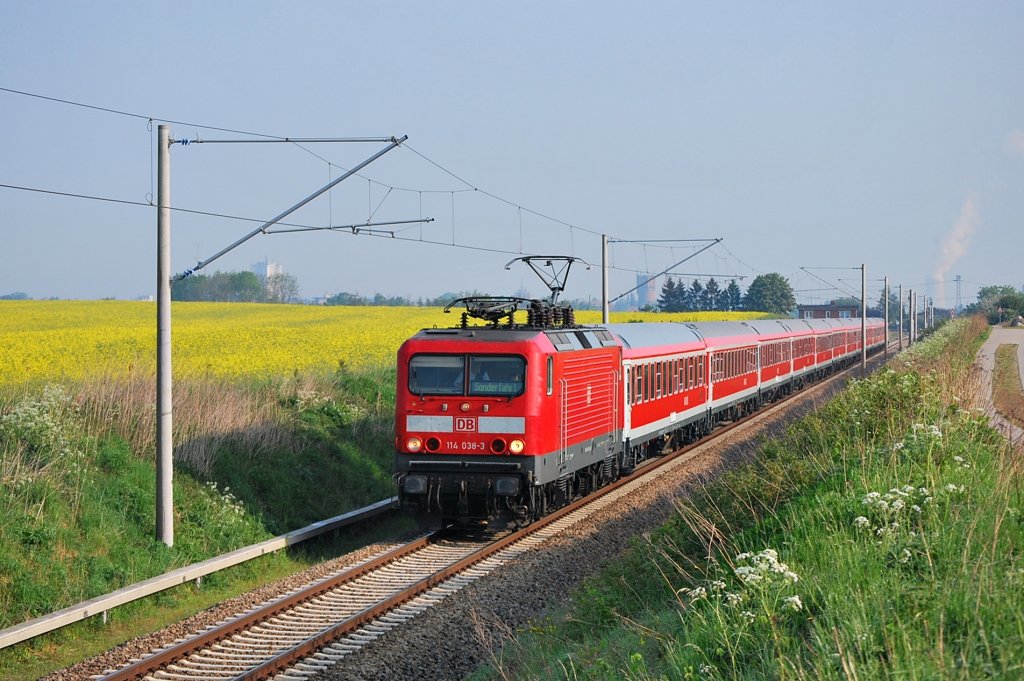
797, 301, 860, 319
636, 273, 660, 310
251, 257, 282, 283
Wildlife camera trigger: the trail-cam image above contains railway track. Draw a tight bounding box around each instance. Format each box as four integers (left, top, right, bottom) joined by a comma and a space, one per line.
94, 350, 892, 681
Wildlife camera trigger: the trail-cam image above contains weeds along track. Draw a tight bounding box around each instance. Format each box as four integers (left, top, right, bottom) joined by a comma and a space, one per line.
91, 349, 891, 681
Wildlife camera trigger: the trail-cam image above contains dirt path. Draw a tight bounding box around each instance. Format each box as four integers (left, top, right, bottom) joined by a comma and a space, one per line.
975, 326, 1024, 445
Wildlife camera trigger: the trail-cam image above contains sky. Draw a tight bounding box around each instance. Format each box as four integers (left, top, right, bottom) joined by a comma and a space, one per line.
1, 1, 1022, 310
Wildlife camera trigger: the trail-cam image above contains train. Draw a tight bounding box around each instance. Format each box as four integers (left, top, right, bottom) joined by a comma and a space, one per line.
394, 295, 885, 528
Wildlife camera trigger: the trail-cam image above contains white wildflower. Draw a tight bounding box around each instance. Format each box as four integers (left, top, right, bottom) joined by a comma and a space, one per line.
734, 566, 763, 584
783, 595, 803, 612
911, 505, 922, 514
725, 592, 744, 607
741, 610, 756, 622
854, 516, 870, 528
891, 499, 906, 511
898, 548, 912, 564
783, 571, 800, 584
710, 580, 727, 592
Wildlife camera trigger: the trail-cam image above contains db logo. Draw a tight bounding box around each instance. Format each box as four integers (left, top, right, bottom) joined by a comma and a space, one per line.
455, 417, 477, 432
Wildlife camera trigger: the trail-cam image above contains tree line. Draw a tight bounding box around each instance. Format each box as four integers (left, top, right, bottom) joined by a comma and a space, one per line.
171, 271, 299, 303
657, 273, 796, 315
965, 285, 1024, 323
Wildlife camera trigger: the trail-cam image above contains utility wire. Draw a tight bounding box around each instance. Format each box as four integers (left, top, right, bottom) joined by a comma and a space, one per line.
3, 86, 751, 287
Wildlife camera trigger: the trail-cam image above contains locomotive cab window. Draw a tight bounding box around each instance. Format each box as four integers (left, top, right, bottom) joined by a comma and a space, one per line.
469, 356, 526, 396
408, 355, 465, 395
409, 354, 525, 397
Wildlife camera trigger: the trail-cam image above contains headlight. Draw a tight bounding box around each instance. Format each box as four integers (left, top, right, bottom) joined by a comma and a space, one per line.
494, 476, 520, 496
508, 439, 525, 454
405, 436, 423, 453
403, 474, 428, 495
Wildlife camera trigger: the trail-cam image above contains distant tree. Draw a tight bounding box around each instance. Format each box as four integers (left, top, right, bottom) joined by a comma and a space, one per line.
871, 289, 901, 318
725, 280, 743, 311
993, 291, 1024, 323
266, 272, 300, 303
658, 277, 682, 312
688, 280, 705, 312
977, 285, 1019, 312
702, 278, 721, 311
171, 271, 265, 302
743, 273, 796, 315
326, 291, 369, 306
0, 292, 29, 300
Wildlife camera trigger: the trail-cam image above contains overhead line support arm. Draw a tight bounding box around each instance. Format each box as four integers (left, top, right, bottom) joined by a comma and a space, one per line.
173, 135, 407, 281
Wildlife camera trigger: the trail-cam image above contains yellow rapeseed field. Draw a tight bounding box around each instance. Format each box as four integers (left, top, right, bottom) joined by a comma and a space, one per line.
0, 301, 770, 385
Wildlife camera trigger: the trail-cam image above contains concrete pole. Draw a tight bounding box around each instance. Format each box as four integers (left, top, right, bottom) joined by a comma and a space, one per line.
860, 263, 867, 374
898, 284, 904, 350
908, 289, 914, 346
883, 276, 889, 357
156, 125, 173, 547
913, 292, 918, 341
601, 234, 609, 324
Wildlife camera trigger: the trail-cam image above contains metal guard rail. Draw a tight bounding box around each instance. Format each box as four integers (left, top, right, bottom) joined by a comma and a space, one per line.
0, 496, 398, 650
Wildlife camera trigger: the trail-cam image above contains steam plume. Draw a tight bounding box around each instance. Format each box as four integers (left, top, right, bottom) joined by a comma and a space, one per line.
933, 196, 979, 307
1008, 129, 1024, 156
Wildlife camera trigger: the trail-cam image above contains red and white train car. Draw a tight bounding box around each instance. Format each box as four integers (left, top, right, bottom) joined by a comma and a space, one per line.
395, 299, 886, 527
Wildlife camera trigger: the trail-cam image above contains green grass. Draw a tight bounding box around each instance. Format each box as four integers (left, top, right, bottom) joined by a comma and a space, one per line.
0, 514, 412, 681
0, 364, 404, 677
477, 317, 1022, 680
994, 344, 1024, 429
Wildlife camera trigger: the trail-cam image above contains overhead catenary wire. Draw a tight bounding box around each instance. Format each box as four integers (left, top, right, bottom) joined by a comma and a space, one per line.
1, 86, 721, 258
3, 85, 754, 294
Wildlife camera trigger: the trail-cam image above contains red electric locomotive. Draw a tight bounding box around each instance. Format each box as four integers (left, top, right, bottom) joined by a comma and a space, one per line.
395, 296, 622, 527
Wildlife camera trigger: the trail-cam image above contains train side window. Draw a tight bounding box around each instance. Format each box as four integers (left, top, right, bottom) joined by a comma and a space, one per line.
546, 356, 553, 396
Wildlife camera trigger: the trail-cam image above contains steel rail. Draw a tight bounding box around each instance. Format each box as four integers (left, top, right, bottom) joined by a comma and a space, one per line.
99, 535, 432, 680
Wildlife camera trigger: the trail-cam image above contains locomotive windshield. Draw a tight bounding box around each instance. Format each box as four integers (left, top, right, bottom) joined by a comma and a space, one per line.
409, 354, 525, 397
